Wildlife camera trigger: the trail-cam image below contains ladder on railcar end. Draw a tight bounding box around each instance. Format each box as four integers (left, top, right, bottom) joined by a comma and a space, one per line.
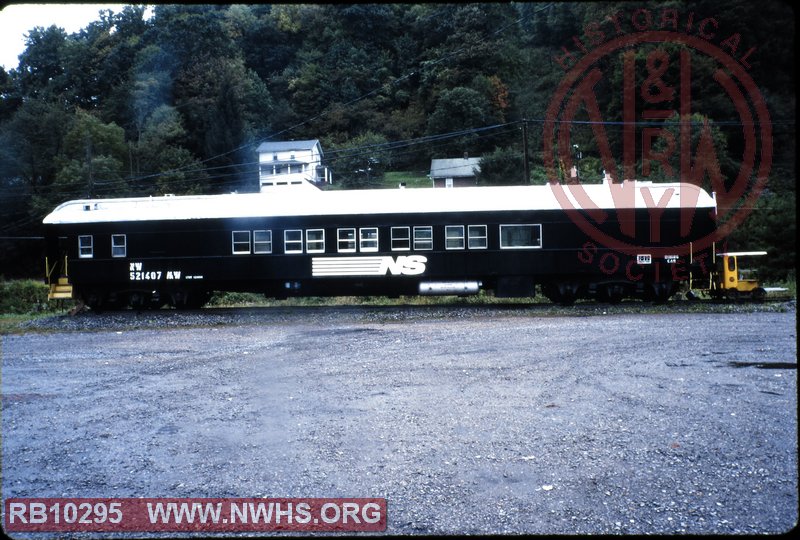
688, 241, 717, 294
46, 255, 73, 300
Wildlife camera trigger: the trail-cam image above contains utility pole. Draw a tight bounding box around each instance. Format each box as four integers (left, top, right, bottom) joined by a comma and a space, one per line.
85, 133, 94, 198
522, 120, 530, 184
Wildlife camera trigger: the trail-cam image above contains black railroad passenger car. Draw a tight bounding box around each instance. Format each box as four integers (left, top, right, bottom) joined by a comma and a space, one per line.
42, 181, 717, 309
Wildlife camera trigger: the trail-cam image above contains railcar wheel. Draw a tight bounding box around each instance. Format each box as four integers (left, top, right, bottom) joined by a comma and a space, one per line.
555, 283, 579, 306
169, 290, 187, 309
649, 282, 674, 304
726, 289, 740, 303
171, 290, 209, 310
128, 291, 149, 310
105, 291, 126, 310
149, 291, 168, 309
83, 290, 104, 313
599, 284, 625, 304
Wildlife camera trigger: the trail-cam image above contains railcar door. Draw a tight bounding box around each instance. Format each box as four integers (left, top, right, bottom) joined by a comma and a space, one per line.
44, 232, 74, 300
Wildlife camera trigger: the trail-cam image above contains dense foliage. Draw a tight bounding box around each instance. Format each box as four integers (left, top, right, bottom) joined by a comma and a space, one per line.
0, 2, 795, 279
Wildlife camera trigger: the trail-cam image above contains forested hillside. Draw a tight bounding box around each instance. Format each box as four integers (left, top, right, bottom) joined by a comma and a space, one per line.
0, 2, 795, 279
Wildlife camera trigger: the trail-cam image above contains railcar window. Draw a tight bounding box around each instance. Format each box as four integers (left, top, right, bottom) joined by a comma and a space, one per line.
285, 230, 303, 254
78, 235, 93, 258
360, 228, 379, 252
253, 230, 272, 254
306, 229, 325, 253
468, 225, 487, 249
338, 228, 356, 253
445, 225, 465, 250
111, 234, 127, 258
391, 227, 411, 251
413, 226, 433, 250
499, 224, 542, 249
232, 231, 251, 254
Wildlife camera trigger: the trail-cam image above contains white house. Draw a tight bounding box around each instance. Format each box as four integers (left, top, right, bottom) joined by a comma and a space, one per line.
256, 140, 331, 191
429, 156, 482, 188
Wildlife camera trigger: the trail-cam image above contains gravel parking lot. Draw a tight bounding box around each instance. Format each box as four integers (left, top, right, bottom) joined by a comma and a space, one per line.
2, 305, 797, 535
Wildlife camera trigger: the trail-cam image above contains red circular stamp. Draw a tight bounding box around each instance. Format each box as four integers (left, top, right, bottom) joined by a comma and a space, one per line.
543, 9, 772, 258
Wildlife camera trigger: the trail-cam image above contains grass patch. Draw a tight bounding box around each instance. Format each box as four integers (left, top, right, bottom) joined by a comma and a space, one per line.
383, 171, 431, 189
0, 312, 66, 334
207, 291, 272, 307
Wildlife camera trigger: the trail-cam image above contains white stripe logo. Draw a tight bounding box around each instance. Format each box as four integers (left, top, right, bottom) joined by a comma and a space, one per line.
312, 256, 427, 277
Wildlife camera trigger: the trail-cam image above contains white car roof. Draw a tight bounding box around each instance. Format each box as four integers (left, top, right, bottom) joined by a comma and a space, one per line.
43, 181, 716, 225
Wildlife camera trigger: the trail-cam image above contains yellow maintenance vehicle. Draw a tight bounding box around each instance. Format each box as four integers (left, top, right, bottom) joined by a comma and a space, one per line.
688, 249, 784, 302
711, 251, 768, 302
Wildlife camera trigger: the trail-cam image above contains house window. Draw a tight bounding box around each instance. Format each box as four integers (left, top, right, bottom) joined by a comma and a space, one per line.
500, 224, 542, 249
445, 225, 465, 250
338, 228, 356, 253
413, 227, 433, 250
253, 230, 272, 254
232, 231, 251, 254
306, 229, 325, 253
284, 230, 303, 254
468, 225, 487, 249
78, 235, 93, 258
445, 178, 454, 188
111, 234, 127, 258
391, 227, 411, 251
359, 228, 379, 252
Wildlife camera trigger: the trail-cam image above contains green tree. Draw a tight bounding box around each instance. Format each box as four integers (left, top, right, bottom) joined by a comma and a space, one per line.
0, 100, 71, 199
150, 4, 237, 65
726, 192, 796, 282
426, 86, 496, 156
173, 55, 272, 192
478, 146, 525, 186
131, 105, 209, 195
130, 45, 177, 139
326, 132, 393, 189
15, 25, 69, 100
0, 67, 22, 121
45, 109, 128, 208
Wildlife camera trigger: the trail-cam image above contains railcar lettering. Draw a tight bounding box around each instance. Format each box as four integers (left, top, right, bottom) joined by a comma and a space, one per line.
130, 271, 162, 281
379, 255, 427, 276
312, 256, 427, 277
128, 262, 181, 281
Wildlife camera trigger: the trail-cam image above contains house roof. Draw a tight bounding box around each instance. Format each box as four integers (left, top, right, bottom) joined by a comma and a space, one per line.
429, 157, 481, 178
256, 140, 322, 154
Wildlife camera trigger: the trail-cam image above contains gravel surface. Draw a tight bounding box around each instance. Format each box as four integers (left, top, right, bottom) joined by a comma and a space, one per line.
2, 304, 797, 536
13, 298, 798, 333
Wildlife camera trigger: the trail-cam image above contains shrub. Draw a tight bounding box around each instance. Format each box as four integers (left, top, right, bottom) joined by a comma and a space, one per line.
0, 280, 52, 314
